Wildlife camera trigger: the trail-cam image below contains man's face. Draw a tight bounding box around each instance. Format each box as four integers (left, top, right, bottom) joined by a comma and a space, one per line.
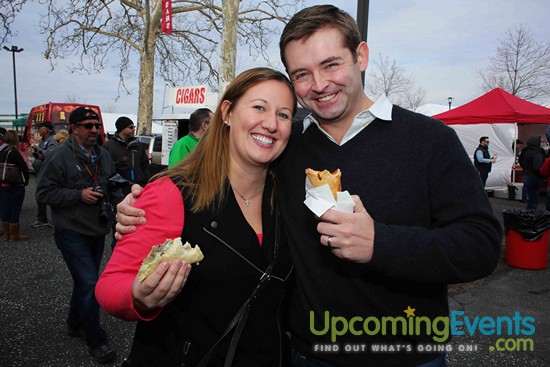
482, 139, 489, 147
38, 126, 49, 138
119, 124, 135, 141
72, 118, 102, 148
284, 27, 369, 127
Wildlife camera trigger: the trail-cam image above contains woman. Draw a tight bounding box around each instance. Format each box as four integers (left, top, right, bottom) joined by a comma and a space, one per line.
1, 130, 30, 241
96, 67, 296, 366
54, 129, 69, 144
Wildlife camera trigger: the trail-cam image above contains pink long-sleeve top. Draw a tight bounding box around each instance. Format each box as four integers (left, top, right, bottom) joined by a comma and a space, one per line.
95, 178, 184, 321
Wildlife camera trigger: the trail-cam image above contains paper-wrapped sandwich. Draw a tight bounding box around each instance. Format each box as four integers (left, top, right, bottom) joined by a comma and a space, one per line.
305, 168, 342, 199
138, 237, 204, 282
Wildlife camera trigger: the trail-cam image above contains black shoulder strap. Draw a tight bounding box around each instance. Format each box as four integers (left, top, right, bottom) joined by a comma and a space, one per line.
196, 210, 280, 367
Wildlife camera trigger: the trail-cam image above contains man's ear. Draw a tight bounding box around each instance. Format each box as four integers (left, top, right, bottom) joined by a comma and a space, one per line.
356, 41, 369, 72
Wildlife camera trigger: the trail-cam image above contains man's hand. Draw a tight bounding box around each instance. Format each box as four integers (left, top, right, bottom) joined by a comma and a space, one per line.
131, 260, 191, 312
114, 184, 146, 240
81, 187, 103, 205
316, 195, 375, 263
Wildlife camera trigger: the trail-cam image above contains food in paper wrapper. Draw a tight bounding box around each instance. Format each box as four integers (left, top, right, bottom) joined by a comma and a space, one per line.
138, 237, 204, 281
305, 168, 342, 199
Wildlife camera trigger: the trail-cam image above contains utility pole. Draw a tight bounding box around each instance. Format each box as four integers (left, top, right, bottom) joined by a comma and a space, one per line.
356, 1, 370, 85
3, 45, 24, 118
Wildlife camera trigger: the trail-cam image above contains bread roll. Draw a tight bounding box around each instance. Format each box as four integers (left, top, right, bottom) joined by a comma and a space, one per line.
138, 237, 204, 282
305, 168, 342, 199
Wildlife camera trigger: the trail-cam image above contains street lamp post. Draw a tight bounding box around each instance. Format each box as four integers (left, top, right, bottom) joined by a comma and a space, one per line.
3, 45, 24, 119
448, 96, 453, 111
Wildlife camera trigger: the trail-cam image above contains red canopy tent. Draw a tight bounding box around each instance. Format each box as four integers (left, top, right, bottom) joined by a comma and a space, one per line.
433, 88, 550, 125
432, 88, 550, 192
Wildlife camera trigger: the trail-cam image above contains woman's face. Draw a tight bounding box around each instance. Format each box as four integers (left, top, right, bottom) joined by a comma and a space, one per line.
224, 79, 294, 171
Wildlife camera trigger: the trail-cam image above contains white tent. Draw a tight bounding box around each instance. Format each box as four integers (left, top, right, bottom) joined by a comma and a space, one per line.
433, 88, 550, 192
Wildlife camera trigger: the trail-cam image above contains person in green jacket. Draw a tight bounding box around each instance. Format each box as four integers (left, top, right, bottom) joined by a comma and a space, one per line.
168, 108, 212, 167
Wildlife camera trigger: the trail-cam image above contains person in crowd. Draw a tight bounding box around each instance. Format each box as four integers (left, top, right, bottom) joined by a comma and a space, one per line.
518, 136, 546, 209
96, 67, 296, 366
0, 127, 6, 235
512, 139, 528, 202
103, 116, 150, 196
31, 121, 58, 228
114, 5, 502, 367
36, 107, 117, 364
168, 108, 213, 167
536, 128, 550, 210
103, 116, 150, 249
473, 136, 496, 187
1, 130, 30, 241
54, 129, 69, 144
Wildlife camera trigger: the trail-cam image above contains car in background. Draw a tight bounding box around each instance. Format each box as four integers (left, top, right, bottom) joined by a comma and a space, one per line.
134, 135, 166, 174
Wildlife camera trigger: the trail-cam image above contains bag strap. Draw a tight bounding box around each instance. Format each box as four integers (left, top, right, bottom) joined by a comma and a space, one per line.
2, 149, 12, 178
196, 210, 280, 367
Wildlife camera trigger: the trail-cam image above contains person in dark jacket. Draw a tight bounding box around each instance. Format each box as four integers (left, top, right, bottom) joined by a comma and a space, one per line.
473, 136, 496, 187
31, 121, 58, 228
96, 68, 296, 367
103, 116, 150, 196
36, 107, 117, 364
1, 130, 30, 241
519, 136, 546, 209
103, 117, 150, 249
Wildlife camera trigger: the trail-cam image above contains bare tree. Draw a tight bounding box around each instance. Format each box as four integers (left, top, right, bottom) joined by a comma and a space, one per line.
38, 0, 301, 135
0, 0, 27, 44
365, 53, 426, 110
479, 25, 550, 101
402, 87, 427, 112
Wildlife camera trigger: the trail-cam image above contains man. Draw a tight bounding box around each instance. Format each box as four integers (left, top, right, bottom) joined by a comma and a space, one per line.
103, 116, 150, 196
36, 107, 117, 364
473, 136, 496, 187
518, 136, 546, 209
168, 108, 212, 167
31, 121, 58, 227
0, 127, 5, 234
116, 5, 501, 367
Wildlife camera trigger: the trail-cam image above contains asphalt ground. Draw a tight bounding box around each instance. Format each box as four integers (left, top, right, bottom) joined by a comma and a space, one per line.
1, 176, 549, 366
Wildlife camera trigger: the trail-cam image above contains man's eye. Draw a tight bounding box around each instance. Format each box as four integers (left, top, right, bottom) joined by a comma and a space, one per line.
293, 72, 309, 81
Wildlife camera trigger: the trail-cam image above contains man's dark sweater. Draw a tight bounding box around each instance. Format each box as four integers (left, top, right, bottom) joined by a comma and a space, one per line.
277, 105, 502, 367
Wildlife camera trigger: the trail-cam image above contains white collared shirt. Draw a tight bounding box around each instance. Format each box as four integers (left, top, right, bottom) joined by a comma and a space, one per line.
301, 94, 393, 145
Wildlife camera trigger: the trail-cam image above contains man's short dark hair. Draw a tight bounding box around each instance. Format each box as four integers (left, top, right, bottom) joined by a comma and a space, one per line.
480, 136, 489, 144
189, 108, 212, 132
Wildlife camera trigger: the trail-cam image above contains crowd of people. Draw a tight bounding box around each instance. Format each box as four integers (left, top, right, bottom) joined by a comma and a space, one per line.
4, 4, 550, 367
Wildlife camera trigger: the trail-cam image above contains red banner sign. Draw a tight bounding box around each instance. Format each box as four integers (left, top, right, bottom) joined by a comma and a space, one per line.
161, 0, 173, 34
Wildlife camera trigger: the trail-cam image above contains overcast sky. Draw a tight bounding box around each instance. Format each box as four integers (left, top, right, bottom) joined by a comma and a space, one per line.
1, 0, 549, 118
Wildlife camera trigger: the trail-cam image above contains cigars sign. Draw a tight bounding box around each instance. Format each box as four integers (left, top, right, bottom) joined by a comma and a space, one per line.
168, 85, 218, 108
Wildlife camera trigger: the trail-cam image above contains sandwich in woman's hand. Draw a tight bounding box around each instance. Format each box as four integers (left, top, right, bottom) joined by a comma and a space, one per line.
138, 237, 204, 282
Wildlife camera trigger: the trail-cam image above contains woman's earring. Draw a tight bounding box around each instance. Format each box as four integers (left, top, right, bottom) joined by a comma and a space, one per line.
224, 121, 228, 126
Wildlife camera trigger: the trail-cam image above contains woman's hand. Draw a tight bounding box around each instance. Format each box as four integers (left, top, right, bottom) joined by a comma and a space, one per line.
131, 260, 192, 312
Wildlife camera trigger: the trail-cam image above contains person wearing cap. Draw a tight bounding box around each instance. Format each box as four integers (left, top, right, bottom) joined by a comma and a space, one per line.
103, 116, 150, 249
168, 108, 212, 167
36, 106, 117, 364
103, 116, 150, 195
30, 121, 58, 228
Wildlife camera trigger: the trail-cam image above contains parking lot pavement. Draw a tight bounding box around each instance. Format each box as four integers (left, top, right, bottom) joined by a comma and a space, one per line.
1, 177, 548, 366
